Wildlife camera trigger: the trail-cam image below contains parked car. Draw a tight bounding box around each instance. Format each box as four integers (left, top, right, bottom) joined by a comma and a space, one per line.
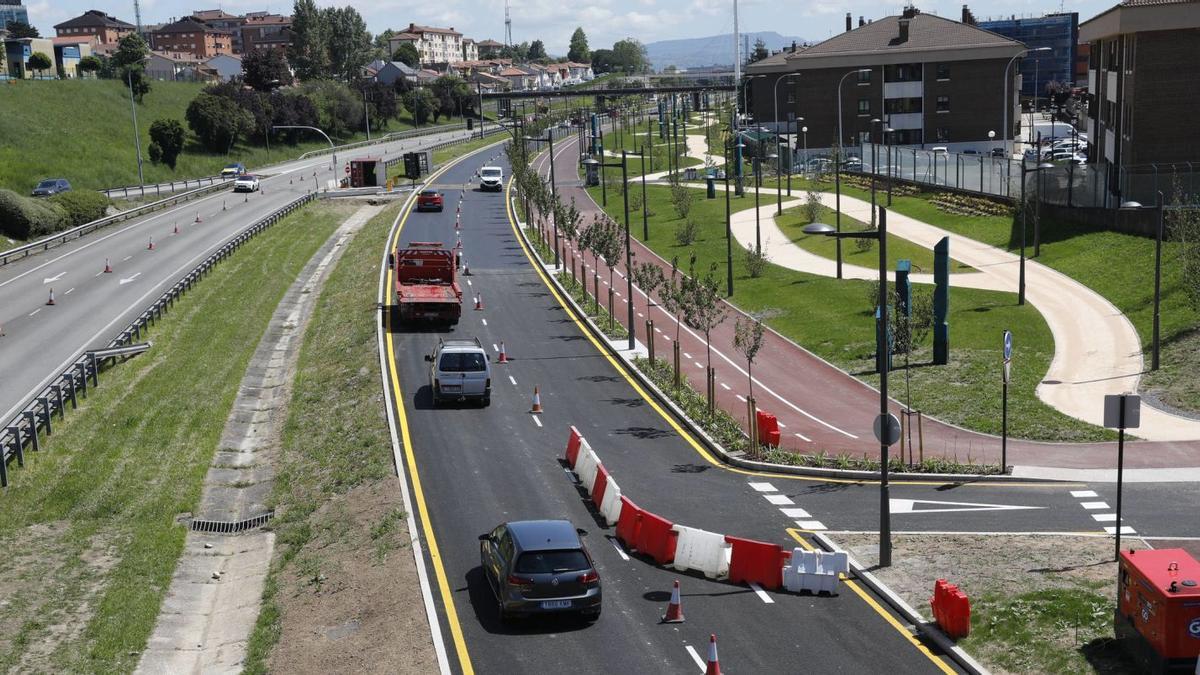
990, 148, 1008, 158
417, 189, 444, 212
557, 120, 570, 129
961, 149, 980, 156
479, 166, 504, 192
427, 337, 491, 406
31, 178, 71, 197
221, 162, 247, 177
479, 520, 602, 623
233, 174, 260, 192
842, 156, 863, 170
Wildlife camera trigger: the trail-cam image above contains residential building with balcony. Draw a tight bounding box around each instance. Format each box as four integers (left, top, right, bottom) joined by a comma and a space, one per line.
387, 23, 464, 66
151, 16, 233, 58
1, 0, 29, 28
192, 9, 245, 52
240, 13, 291, 52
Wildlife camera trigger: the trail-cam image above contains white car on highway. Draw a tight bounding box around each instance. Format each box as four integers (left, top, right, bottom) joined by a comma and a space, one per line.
233, 174, 260, 192
479, 166, 504, 192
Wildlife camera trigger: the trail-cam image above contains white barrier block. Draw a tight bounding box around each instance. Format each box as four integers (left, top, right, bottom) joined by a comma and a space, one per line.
599, 477, 622, 526
576, 447, 601, 496
572, 437, 593, 471
670, 525, 731, 579
783, 548, 844, 594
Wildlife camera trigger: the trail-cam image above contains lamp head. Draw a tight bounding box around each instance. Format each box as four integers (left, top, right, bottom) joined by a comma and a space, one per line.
857, 68, 872, 74
802, 222, 836, 235
988, 130, 996, 139
802, 126, 808, 132
1120, 200, 1143, 209
1037, 162, 1055, 170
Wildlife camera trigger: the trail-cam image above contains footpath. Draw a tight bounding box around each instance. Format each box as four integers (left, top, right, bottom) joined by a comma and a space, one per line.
532, 132, 1200, 480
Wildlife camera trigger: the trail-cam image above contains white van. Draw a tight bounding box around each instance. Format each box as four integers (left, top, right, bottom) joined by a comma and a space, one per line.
479, 166, 504, 191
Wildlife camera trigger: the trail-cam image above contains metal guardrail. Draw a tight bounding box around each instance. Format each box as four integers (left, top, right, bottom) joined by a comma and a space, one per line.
2, 180, 232, 268
0, 192, 317, 488
297, 122, 468, 160
100, 175, 228, 199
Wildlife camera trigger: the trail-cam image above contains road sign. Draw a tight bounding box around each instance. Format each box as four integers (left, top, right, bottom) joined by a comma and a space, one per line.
1003, 330, 1012, 361
873, 413, 901, 446
344, 164, 350, 174
1104, 394, 1141, 429
889, 498, 1044, 515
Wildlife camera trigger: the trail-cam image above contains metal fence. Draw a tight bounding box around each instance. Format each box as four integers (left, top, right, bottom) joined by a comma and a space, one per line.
0, 193, 316, 488
101, 175, 229, 200
2, 181, 231, 268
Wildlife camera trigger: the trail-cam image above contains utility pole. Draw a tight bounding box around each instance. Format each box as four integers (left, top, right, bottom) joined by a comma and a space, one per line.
128, 69, 144, 187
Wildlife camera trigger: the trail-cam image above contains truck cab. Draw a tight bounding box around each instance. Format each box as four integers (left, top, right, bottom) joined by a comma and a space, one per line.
479, 166, 504, 192
428, 338, 491, 406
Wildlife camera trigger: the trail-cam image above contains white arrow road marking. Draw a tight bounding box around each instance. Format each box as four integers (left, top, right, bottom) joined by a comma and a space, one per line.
119, 273, 142, 285
43, 272, 65, 284
890, 498, 1045, 515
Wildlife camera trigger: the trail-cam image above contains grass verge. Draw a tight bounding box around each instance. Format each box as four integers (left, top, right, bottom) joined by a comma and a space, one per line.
0, 201, 345, 673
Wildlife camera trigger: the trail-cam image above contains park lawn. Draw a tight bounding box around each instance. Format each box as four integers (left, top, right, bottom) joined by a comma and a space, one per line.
596, 115, 719, 178
587, 183, 1111, 443
0, 200, 349, 673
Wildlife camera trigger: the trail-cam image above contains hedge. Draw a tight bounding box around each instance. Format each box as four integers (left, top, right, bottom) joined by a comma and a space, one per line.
0, 189, 111, 240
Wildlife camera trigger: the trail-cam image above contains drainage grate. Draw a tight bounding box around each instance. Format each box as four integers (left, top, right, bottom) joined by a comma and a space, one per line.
190, 511, 275, 534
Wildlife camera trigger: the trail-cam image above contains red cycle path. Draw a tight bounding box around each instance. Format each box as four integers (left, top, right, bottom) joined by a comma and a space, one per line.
529, 135, 1200, 471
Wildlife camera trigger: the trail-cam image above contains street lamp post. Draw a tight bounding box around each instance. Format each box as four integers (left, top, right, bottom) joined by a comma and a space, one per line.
1120, 192, 1165, 370
835, 69, 872, 279
803, 209, 894, 567
772, 73, 800, 214
525, 130, 560, 269
272, 124, 336, 171
1017, 158, 1055, 305
597, 153, 634, 350
870, 118, 882, 225
641, 145, 649, 240
127, 69, 145, 187
1002, 47, 1052, 173
738, 74, 766, 197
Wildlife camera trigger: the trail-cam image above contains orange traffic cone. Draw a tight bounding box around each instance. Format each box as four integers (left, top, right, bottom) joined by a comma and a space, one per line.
103, 258, 113, 273
147, 236, 155, 250
497, 342, 508, 364
46, 288, 56, 306
662, 580, 684, 623
195, 211, 202, 223
705, 634, 721, 675
530, 387, 543, 414
173, 222, 180, 235
474, 293, 483, 310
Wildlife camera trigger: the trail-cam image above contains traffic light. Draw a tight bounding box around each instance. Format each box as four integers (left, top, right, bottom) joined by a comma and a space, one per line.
403, 152, 421, 180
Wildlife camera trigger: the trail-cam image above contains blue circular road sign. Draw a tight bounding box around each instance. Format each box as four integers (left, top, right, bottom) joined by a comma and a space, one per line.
1003, 330, 1013, 361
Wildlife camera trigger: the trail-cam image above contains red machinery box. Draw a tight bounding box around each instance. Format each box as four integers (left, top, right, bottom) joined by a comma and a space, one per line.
1117, 548, 1200, 666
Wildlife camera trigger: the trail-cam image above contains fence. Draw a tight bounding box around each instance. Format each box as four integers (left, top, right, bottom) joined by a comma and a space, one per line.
858, 141, 1020, 200
101, 175, 229, 200
0, 193, 317, 488
2, 181, 231, 268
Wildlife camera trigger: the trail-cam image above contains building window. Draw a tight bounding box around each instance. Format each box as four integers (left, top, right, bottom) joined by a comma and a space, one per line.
857, 99, 870, 115
936, 64, 950, 80
936, 96, 950, 112
884, 63, 921, 82
857, 69, 871, 84
884, 97, 922, 114
935, 128, 950, 142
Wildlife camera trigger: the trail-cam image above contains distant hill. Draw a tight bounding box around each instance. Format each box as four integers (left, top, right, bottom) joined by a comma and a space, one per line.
644, 31, 805, 71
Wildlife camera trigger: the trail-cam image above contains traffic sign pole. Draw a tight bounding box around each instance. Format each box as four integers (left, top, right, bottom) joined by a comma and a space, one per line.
1001, 330, 1012, 474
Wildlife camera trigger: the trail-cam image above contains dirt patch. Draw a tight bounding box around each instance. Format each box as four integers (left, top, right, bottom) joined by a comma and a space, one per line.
267, 480, 435, 675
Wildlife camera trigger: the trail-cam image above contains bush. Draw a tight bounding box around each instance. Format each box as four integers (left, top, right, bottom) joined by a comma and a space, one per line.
186, 92, 254, 153
674, 218, 698, 246
745, 246, 768, 278
50, 190, 111, 227
0, 189, 66, 240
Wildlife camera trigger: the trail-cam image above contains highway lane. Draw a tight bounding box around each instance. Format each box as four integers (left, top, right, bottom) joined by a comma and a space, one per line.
385, 144, 958, 674
0, 126, 479, 427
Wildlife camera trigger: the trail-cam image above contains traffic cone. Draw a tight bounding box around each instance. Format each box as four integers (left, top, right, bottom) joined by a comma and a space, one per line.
474, 293, 483, 310
173, 222, 180, 235
147, 236, 155, 250
46, 288, 56, 306
704, 634, 721, 675
661, 580, 684, 623
244, 195, 249, 203
497, 342, 508, 364
530, 386, 543, 414
195, 211, 202, 223
463, 260, 470, 276
103, 258, 113, 273
222, 200, 227, 211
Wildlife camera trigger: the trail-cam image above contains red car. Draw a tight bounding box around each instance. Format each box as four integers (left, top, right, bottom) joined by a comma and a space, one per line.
417, 189, 444, 212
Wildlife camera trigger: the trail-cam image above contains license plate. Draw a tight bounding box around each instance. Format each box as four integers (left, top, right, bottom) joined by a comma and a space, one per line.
442, 385, 460, 392
540, 600, 571, 610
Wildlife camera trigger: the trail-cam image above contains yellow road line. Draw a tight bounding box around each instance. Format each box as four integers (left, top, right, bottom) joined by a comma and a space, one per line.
785, 531, 956, 674
383, 146, 501, 675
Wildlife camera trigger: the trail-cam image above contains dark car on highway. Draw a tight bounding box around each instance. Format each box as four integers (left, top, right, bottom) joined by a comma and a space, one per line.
31, 178, 71, 197
416, 189, 444, 212
479, 520, 602, 623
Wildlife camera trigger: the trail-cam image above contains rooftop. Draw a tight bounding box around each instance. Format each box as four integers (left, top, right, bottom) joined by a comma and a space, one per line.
406, 23, 462, 36
155, 16, 232, 35
54, 9, 135, 30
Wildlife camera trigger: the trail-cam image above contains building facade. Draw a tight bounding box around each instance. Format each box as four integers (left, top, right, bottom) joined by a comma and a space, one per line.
388, 24, 464, 65
978, 12, 1079, 94
192, 9, 245, 52
747, 8, 1025, 152
3, 36, 54, 78
51, 37, 93, 77
151, 17, 232, 58
0, 0, 29, 28
54, 10, 135, 45
240, 13, 291, 52
1080, 0, 1200, 200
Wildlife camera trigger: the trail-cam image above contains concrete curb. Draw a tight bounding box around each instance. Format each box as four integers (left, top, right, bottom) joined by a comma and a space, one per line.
811, 532, 991, 675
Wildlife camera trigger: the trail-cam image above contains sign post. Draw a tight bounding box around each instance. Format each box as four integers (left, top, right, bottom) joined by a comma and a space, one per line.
1103, 393, 1141, 560
1002, 330, 1012, 472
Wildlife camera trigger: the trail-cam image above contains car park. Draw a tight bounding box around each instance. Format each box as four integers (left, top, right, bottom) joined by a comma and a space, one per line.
427, 337, 491, 405
417, 189, 444, 211
479, 519, 602, 623
233, 174, 260, 192
31, 178, 71, 197
221, 162, 247, 177
479, 166, 504, 191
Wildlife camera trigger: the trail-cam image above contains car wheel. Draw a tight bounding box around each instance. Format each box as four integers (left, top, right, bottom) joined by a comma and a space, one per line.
497, 596, 511, 624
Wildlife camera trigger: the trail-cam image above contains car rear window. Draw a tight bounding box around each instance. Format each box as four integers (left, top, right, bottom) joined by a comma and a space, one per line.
515, 549, 589, 574
37, 180, 57, 189
438, 352, 487, 372
421, 190, 438, 196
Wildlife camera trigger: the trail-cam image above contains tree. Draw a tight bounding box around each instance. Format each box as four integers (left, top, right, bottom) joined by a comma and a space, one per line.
359, 79, 398, 125
186, 92, 254, 152
568, 27, 590, 63
611, 38, 648, 74
527, 39, 547, 61
27, 52, 52, 79
893, 287, 934, 411
148, 118, 186, 169
750, 38, 769, 64
682, 257, 727, 414
403, 87, 435, 126
372, 28, 395, 61
1168, 185, 1200, 314
111, 33, 151, 100
430, 74, 471, 120
79, 55, 102, 78
591, 48, 616, 74
289, 0, 329, 80
392, 42, 419, 67
242, 47, 290, 91
323, 6, 371, 82
733, 315, 765, 402
5, 20, 38, 38
668, 173, 694, 219
591, 215, 625, 327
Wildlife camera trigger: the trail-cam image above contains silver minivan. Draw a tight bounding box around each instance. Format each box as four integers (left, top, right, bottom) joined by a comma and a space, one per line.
428, 338, 491, 406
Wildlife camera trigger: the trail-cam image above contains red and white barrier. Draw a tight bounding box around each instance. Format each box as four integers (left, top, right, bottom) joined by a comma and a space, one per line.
575, 445, 600, 495
672, 524, 732, 579
599, 476, 623, 526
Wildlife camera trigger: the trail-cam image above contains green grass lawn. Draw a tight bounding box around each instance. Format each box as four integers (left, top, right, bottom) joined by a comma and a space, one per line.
587, 183, 1111, 443
0, 201, 347, 673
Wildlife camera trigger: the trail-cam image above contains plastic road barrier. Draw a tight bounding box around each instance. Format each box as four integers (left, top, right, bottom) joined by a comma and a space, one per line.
672, 525, 732, 579
575, 446, 600, 495
931, 579, 971, 639
756, 410, 781, 447
725, 536, 792, 591
565, 426, 584, 467
599, 477, 623, 526
635, 511, 678, 565
616, 496, 642, 547
783, 548, 848, 594
592, 464, 610, 506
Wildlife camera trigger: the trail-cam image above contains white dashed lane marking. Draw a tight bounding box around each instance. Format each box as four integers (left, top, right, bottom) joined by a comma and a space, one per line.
1081, 501, 1108, 510
749, 582, 774, 604
748, 482, 776, 492
1071, 490, 1098, 498
764, 494, 793, 506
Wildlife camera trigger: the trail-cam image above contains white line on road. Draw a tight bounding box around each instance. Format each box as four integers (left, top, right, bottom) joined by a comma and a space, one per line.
720, 383, 731, 391
694, 361, 703, 369
794, 432, 813, 442
1071, 490, 1099, 498
531, 415, 543, 428
492, 343, 499, 352
1080, 501, 1109, 510
780, 507, 811, 518
736, 394, 747, 402
1092, 513, 1116, 522
122, 256, 132, 262
684, 646, 706, 672
1104, 526, 1137, 535
683, 352, 692, 359
466, 279, 472, 286
94, 271, 103, 277
481, 318, 487, 326
749, 582, 775, 604
777, 421, 786, 428
764, 494, 794, 506
610, 538, 630, 561
637, 312, 644, 318
748, 482, 777, 492
29, 309, 41, 317
654, 327, 661, 333
65, 288, 75, 294
797, 520, 827, 531
508, 375, 518, 386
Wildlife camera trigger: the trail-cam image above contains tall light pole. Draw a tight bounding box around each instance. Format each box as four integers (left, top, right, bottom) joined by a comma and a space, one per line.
1120, 193, 1165, 371
738, 74, 766, 197
1003, 47, 1052, 162
273, 124, 336, 171
772, 73, 800, 214
127, 69, 144, 187
1017, 158, 1054, 305
870, 117, 882, 225
835, 69, 872, 280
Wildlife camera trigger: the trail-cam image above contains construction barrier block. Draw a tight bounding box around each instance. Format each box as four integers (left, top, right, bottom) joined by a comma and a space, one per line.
615, 496, 641, 548
782, 549, 846, 594
565, 426, 584, 467
765, 430, 781, 447
599, 477, 622, 526
635, 511, 678, 565
755, 410, 779, 445
671, 524, 731, 579
726, 535, 791, 591
592, 465, 610, 507
575, 446, 600, 495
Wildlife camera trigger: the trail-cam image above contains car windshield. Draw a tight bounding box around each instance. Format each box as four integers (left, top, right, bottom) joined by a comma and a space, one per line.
515, 549, 589, 574
481, 169, 502, 178
37, 180, 58, 189
238, 175, 255, 180
438, 352, 487, 372
225, 164, 241, 170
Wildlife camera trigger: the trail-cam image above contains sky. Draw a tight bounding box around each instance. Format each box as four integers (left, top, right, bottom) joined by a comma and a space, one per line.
29, 0, 1115, 56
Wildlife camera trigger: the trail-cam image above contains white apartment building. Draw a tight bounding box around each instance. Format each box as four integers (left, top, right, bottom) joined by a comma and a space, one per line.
388, 23, 465, 65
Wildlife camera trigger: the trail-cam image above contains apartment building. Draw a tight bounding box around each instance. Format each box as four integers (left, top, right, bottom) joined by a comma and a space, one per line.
151, 16, 232, 58
240, 13, 291, 52
388, 24, 465, 65
53, 10, 135, 45
192, 9, 244, 52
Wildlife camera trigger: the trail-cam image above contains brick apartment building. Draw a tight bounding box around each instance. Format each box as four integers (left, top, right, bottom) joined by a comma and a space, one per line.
746, 7, 1025, 152
1080, 0, 1200, 200
53, 10, 135, 46
151, 16, 232, 58
239, 13, 291, 52
192, 9, 244, 52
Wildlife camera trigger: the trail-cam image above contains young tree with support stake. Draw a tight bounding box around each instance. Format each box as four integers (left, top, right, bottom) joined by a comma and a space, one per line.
733, 313, 766, 450
658, 257, 688, 389
683, 256, 727, 415
591, 215, 625, 330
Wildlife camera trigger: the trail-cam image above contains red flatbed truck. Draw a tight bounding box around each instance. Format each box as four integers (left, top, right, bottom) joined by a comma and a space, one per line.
391, 242, 463, 325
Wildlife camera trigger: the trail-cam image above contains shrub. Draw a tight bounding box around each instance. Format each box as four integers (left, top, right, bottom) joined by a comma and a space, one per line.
50, 190, 111, 228
674, 218, 698, 246
745, 246, 768, 278
149, 118, 186, 169
804, 186, 822, 223
0, 189, 66, 240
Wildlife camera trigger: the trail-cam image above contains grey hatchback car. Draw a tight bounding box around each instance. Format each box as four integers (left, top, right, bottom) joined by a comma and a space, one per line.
479, 520, 602, 623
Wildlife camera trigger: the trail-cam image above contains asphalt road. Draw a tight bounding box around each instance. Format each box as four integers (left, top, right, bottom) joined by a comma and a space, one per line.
384, 143, 960, 674
0, 126, 478, 427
